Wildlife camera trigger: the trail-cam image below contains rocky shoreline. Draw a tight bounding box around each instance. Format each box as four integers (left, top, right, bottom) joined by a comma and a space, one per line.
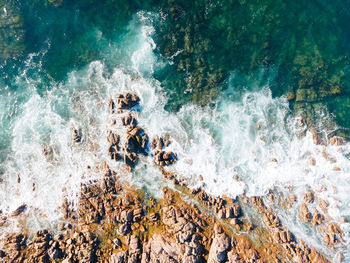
0, 93, 346, 263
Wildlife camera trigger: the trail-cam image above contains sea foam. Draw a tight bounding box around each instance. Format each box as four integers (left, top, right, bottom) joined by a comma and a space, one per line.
0, 11, 349, 261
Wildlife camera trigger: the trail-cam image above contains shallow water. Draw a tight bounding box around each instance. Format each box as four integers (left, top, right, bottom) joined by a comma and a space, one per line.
1, 1, 350, 261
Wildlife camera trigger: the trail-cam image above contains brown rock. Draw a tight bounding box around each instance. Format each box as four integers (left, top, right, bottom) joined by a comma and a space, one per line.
10, 204, 27, 217
299, 204, 311, 223
302, 192, 314, 204
329, 137, 344, 146
208, 233, 230, 263
116, 93, 140, 110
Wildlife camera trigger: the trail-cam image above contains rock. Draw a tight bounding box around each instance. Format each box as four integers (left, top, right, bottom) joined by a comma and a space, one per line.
118, 223, 130, 236
310, 209, 324, 226
148, 212, 159, 222
121, 113, 137, 127
163, 134, 171, 147
73, 128, 82, 143
147, 234, 184, 262
302, 192, 314, 204
116, 93, 140, 110
10, 204, 27, 217
154, 151, 177, 166
109, 252, 126, 263
336, 252, 344, 262
329, 137, 344, 146
107, 131, 120, 145
48, 247, 61, 260
108, 98, 115, 114
208, 233, 230, 263
299, 204, 311, 223
41, 144, 53, 157
113, 238, 122, 248
262, 211, 280, 228
310, 127, 322, 145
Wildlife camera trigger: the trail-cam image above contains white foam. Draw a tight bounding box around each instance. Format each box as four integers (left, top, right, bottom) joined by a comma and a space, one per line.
0, 10, 349, 261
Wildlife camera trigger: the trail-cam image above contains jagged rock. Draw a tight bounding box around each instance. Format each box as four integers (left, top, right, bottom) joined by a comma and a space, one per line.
154, 150, 177, 166
251, 197, 266, 213
302, 192, 314, 204
262, 211, 280, 228
148, 212, 159, 222
10, 204, 27, 217
125, 127, 148, 154
107, 131, 120, 145
310, 127, 322, 145
118, 223, 131, 236
310, 209, 324, 226
129, 235, 140, 252
324, 223, 344, 247
208, 232, 230, 263
329, 137, 344, 146
108, 98, 115, 114
121, 113, 137, 127
146, 234, 184, 262
116, 93, 140, 110
299, 204, 311, 223
109, 252, 126, 263
163, 135, 171, 147
73, 128, 82, 143
273, 230, 292, 243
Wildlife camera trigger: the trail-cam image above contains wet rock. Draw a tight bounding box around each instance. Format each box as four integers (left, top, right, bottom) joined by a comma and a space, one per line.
324, 223, 344, 246
73, 128, 82, 143
148, 212, 159, 222
41, 144, 53, 157
121, 113, 137, 127
251, 196, 266, 213
299, 204, 311, 223
310, 209, 324, 226
154, 150, 177, 166
163, 134, 171, 147
273, 230, 292, 243
329, 137, 344, 146
125, 127, 148, 154
107, 131, 120, 146
108, 98, 115, 114
10, 204, 27, 217
302, 192, 314, 204
310, 127, 322, 145
116, 93, 140, 110
124, 152, 139, 171
146, 234, 184, 262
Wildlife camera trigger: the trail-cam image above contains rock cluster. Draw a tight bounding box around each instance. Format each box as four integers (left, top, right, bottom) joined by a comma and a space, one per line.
249, 195, 329, 263
1, 167, 333, 263
0, 93, 341, 263
106, 93, 177, 171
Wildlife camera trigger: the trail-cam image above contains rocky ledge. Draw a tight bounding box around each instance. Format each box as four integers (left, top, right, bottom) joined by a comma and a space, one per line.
0, 93, 345, 263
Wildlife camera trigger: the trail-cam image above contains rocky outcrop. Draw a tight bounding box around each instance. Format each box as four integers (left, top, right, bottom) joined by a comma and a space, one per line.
106, 93, 178, 171
0, 93, 337, 263
116, 93, 140, 110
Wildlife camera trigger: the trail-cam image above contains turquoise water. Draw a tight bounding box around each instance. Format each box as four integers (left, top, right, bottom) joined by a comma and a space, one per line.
1, 0, 350, 261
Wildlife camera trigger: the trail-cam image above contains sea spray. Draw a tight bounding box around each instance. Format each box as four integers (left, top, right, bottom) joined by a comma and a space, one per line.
0, 10, 349, 261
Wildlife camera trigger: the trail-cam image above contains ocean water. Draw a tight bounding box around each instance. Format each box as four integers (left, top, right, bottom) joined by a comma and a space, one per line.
1, 0, 350, 261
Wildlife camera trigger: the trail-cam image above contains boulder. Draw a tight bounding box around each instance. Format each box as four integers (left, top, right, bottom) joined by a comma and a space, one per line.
208, 233, 230, 263
116, 93, 140, 110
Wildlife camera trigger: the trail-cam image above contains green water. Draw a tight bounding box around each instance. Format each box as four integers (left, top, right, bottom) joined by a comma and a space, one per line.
1, 0, 350, 126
